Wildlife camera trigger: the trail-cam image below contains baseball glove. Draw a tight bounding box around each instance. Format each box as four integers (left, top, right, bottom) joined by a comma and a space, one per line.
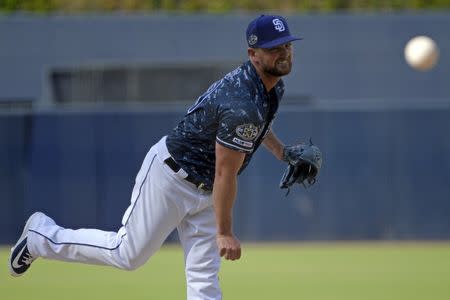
280, 139, 322, 194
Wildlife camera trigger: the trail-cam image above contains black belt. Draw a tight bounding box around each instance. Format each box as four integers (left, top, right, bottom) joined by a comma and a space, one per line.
164, 157, 211, 192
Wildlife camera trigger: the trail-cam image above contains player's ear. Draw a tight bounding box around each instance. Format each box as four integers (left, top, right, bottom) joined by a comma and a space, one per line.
248, 47, 255, 57
248, 47, 258, 63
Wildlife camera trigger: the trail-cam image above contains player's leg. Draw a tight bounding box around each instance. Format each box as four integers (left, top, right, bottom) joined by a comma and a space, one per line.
11, 141, 184, 275
177, 204, 222, 300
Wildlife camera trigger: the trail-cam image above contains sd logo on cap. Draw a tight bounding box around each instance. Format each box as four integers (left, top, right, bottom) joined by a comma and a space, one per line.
246, 15, 302, 49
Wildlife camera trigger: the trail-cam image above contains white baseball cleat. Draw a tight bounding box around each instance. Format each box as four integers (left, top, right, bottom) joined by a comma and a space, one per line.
9, 212, 43, 277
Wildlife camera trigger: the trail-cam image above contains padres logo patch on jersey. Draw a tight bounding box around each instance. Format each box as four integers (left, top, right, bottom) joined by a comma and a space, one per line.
236, 123, 259, 141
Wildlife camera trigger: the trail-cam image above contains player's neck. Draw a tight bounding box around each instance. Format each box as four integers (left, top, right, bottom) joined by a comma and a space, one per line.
251, 62, 281, 92
259, 72, 280, 93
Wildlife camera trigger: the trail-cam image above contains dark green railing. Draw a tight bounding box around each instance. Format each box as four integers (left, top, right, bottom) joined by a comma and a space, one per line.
1, 0, 450, 13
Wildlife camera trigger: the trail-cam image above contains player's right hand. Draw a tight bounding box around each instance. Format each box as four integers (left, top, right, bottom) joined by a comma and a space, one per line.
216, 234, 241, 261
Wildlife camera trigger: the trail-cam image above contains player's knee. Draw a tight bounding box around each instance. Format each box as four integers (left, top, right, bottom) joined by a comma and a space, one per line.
119, 255, 145, 271
120, 261, 140, 271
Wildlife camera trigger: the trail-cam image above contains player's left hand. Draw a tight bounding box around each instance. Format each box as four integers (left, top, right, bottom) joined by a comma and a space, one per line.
216, 234, 241, 261
280, 139, 322, 190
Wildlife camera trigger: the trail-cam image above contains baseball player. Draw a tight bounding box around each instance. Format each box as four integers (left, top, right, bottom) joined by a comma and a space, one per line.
9, 15, 321, 299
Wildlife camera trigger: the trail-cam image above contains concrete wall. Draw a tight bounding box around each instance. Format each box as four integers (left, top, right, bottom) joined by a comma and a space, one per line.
1, 13, 449, 103
1, 13, 450, 243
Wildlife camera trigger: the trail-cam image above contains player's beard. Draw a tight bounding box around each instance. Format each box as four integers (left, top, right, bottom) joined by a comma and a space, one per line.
263, 58, 292, 77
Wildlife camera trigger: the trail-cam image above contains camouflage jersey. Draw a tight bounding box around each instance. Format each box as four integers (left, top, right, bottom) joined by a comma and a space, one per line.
166, 60, 284, 189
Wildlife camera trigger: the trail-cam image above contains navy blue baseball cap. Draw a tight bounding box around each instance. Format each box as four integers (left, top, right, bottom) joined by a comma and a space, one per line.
246, 15, 301, 49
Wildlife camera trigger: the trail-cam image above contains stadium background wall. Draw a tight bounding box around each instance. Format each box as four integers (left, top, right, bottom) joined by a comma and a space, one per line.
1, 108, 450, 244
1, 13, 450, 244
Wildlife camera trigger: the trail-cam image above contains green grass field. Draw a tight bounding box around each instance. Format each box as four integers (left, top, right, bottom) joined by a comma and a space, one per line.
2, 242, 450, 300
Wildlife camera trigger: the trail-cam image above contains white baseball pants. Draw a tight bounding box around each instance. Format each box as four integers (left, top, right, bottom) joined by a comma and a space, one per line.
27, 136, 221, 300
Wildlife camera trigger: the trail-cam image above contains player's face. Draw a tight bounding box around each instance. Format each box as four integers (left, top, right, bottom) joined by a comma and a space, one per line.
258, 42, 293, 77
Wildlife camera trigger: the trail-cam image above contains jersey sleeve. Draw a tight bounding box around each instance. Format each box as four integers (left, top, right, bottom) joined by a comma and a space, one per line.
216, 105, 262, 153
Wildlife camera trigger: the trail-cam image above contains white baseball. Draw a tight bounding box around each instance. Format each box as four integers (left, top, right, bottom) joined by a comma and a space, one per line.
404, 36, 439, 71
